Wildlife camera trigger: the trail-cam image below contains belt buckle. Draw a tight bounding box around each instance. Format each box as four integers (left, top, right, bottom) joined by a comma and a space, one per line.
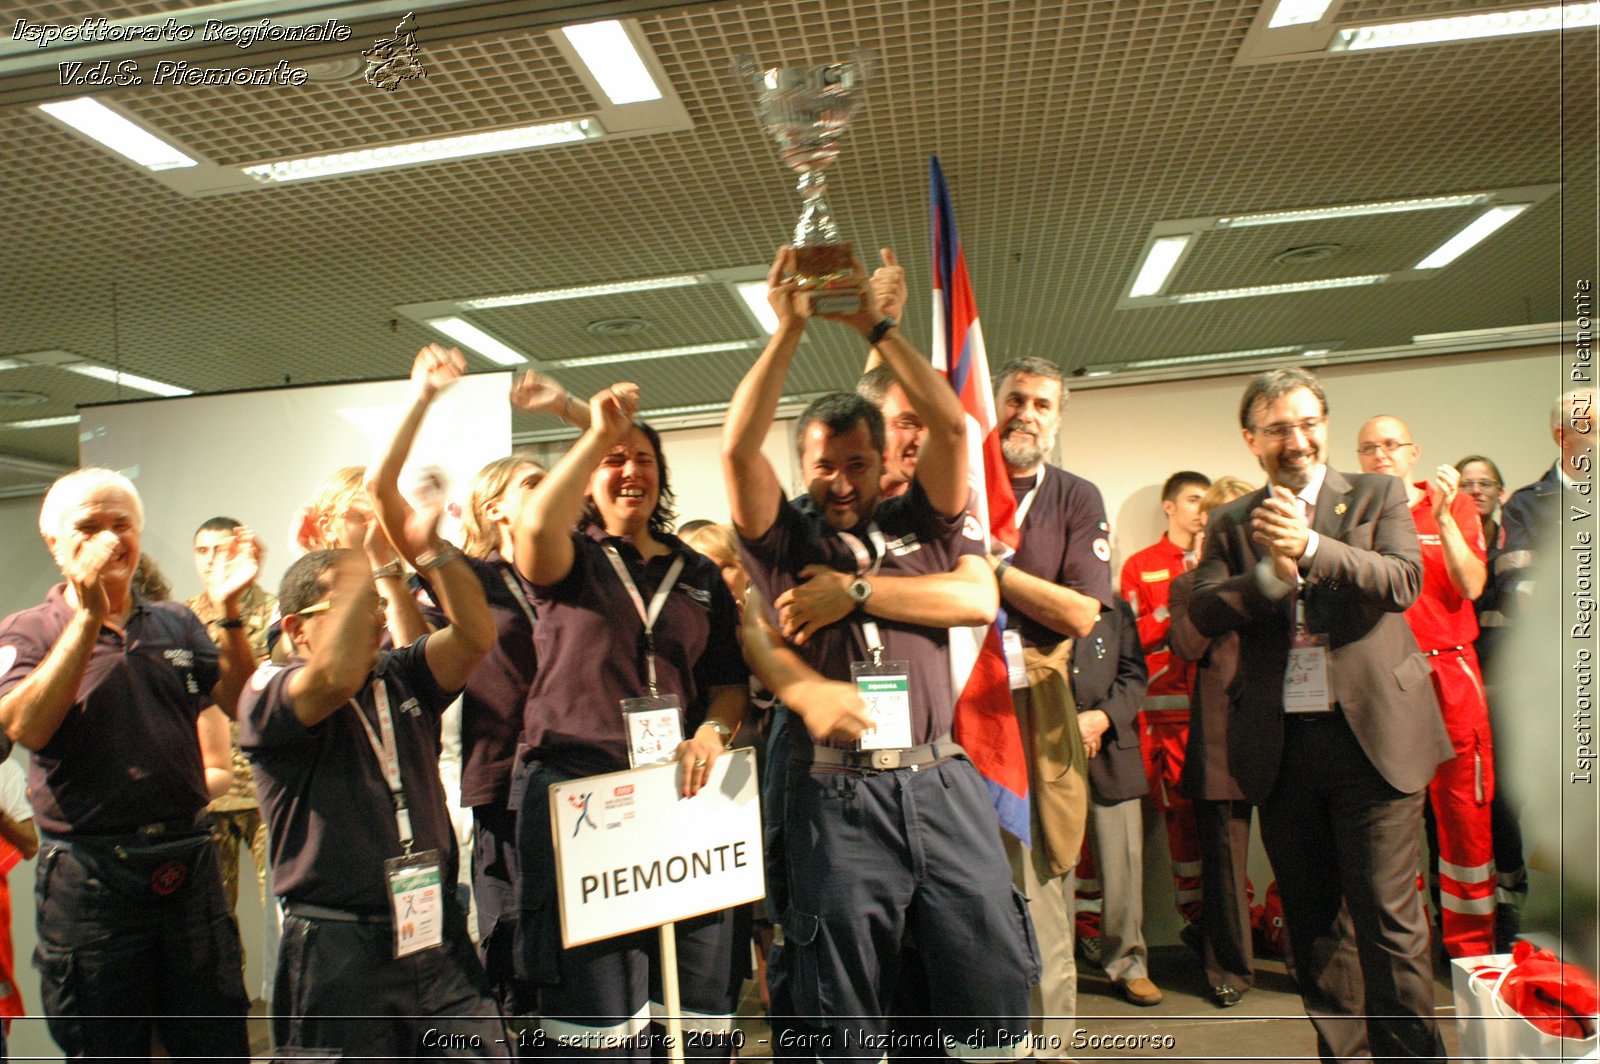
870, 749, 902, 770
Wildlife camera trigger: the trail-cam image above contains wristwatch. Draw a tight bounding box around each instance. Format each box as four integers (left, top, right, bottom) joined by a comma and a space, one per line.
848, 576, 874, 607
698, 720, 733, 746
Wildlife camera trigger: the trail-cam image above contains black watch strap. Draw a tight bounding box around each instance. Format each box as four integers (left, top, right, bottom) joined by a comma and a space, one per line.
867, 317, 896, 347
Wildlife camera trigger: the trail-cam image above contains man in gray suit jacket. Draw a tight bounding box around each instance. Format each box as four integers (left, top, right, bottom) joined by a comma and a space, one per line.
1190, 368, 1452, 1062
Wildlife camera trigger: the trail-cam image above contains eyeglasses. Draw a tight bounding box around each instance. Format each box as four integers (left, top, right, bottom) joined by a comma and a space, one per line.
295, 596, 387, 617
1355, 440, 1414, 457
1459, 478, 1502, 491
1253, 416, 1327, 441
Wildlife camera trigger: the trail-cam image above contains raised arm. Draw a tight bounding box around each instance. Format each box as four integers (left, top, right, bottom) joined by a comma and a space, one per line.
823, 250, 967, 518
723, 248, 808, 541
511, 383, 639, 587
284, 552, 388, 727
510, 369, 593, 432
365, 343, 465, 570
204, 527, 267, 718
1431, 466, 1487, 601
0, 533, 115, 750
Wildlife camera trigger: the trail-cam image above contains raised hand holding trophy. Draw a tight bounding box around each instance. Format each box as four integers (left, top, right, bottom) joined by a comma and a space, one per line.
740, 53, 872, 315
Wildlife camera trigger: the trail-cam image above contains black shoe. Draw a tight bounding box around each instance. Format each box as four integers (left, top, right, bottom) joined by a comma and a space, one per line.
1212, 985, 1243, 1008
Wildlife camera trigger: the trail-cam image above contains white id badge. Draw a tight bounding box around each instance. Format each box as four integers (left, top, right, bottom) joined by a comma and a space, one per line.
851, 660, 914, 750
1002, 629, 1028, 690
385, 850, 444, 958
621, 695, 684, 768
1283, 633, 1333, 714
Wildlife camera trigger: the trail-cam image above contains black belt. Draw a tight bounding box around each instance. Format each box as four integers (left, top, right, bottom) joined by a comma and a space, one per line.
284, 902, 392, 925
795, 740, 966, 772
1284, 704, 1344, 725
49, 812, 211, 842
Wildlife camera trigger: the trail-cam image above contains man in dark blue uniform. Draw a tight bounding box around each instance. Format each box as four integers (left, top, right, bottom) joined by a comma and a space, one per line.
723, 248, 1034, 1060
241, 526, 507, 1058
0, 468, 258, 1059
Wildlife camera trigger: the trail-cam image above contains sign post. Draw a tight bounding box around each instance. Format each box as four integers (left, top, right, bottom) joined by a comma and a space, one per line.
549, 748, 763, 1058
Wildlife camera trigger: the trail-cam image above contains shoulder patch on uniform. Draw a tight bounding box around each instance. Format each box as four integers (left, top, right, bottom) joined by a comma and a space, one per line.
962, 513, 984, 541
0, 646, 14, 677
1093, 537, 1111, 562
249, 662, 284, 692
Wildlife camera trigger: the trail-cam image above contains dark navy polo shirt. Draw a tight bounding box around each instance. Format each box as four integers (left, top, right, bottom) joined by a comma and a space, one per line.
739, 479, 974, 744
413, 551, 537, 808
240, 635, 459, 913
1009, 465, 1116, 647
0, 584, 220, 836
519, 526, 747, 779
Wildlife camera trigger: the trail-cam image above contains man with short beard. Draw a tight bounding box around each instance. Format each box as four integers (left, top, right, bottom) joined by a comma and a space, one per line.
987, 357, 1125, 1026
1190, 368, 1450, 1061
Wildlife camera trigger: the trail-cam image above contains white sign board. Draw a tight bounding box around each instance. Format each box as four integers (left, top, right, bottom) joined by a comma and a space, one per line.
549, 748, 764, 948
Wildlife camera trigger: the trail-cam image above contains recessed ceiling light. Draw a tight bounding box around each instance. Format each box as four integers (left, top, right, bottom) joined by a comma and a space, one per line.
1170, 275, 1389, 303
1216, 194, 1493, 228
37, 97, 198, 171
1268, 0, 1335, 28
1093, 343, 1341, 373
462, 274, 704, 309
561, 20, 664, 105
0, 415, 81, 430
425, 317, 528, 366
548, 340, 759, 370
1333, 3, 1600, 50
242, 119, 603, 183
735, 282, 782, 335
1414, 204, 1530, 269
60, 363, 193, 397
1129, 235, 1193, 298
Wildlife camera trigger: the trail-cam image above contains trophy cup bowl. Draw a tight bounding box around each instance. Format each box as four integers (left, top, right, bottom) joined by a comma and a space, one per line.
740, 54, 872, 314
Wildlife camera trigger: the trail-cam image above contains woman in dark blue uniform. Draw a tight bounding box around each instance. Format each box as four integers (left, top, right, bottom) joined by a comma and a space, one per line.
511, 381, 747, 1060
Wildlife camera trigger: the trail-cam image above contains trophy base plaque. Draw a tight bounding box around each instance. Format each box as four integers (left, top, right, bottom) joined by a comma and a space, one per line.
793, 242, 862, 315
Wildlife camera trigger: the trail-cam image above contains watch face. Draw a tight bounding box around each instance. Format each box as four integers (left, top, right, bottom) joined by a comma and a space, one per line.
849, 578, 871, 604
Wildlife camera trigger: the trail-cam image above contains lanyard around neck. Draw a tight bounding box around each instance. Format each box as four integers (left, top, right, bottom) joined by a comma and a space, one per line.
351, 679, 414, 855
496, 562, 537, 629
602, 544, 685, 697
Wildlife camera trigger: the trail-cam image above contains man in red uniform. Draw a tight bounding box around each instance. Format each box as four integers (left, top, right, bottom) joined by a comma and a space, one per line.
1119, 471, 1210, 933
1357, 415, 1494, 958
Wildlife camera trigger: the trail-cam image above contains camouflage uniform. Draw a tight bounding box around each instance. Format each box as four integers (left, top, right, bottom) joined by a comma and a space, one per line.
187, 583, 275, 910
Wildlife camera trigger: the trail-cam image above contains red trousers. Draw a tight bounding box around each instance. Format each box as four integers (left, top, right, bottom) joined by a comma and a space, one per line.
1426, 646, 1497, 959
1141, 710, 1202, 925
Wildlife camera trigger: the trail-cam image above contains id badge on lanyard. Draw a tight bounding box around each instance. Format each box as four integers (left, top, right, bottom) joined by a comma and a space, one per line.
1283, 598, 1333, 715
354, 681, 445, 956
386, 849, 444, 957
604, 545, 688, 768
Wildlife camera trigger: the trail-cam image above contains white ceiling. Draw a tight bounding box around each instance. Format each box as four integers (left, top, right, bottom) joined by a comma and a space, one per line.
1, 0, 1593, 489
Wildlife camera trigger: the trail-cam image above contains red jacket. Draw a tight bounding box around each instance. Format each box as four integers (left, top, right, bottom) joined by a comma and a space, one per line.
1119, 534, 1195, 709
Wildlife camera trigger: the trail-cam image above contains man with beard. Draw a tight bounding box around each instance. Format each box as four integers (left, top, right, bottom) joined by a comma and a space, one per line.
986, 357, 1123, 1025
1190, 368, 1450, 1061
724, 247, 1034, 1060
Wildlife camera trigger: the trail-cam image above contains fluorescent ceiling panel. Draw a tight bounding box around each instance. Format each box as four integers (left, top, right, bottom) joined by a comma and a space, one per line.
1129, 236, 1193, 298
561, 20, 663, 104
735, 282, 782, 335
1171, 275, 1389, 303
1334, 3, 1600, 50
38, 97, 197, 171
1216, 194, 1492, 228
1414, 205, 1529, 269
549, 341, 759, 370
425, 317, 528, 366
0, 415, 81, 430
243, 119, 603, 183
1268, 0, 1335, 28
60, 363, 193, 396
462, 275, 704, 309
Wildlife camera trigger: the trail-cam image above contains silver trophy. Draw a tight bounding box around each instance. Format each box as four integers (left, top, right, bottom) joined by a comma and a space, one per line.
740, 53, 872, 313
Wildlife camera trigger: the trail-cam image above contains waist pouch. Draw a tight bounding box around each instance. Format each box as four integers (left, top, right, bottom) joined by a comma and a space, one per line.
68, 829, 213, 901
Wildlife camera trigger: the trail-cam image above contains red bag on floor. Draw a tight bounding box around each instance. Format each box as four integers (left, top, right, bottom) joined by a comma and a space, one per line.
1251, 881, 1287, 958
1493, 941, 1599, 1039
